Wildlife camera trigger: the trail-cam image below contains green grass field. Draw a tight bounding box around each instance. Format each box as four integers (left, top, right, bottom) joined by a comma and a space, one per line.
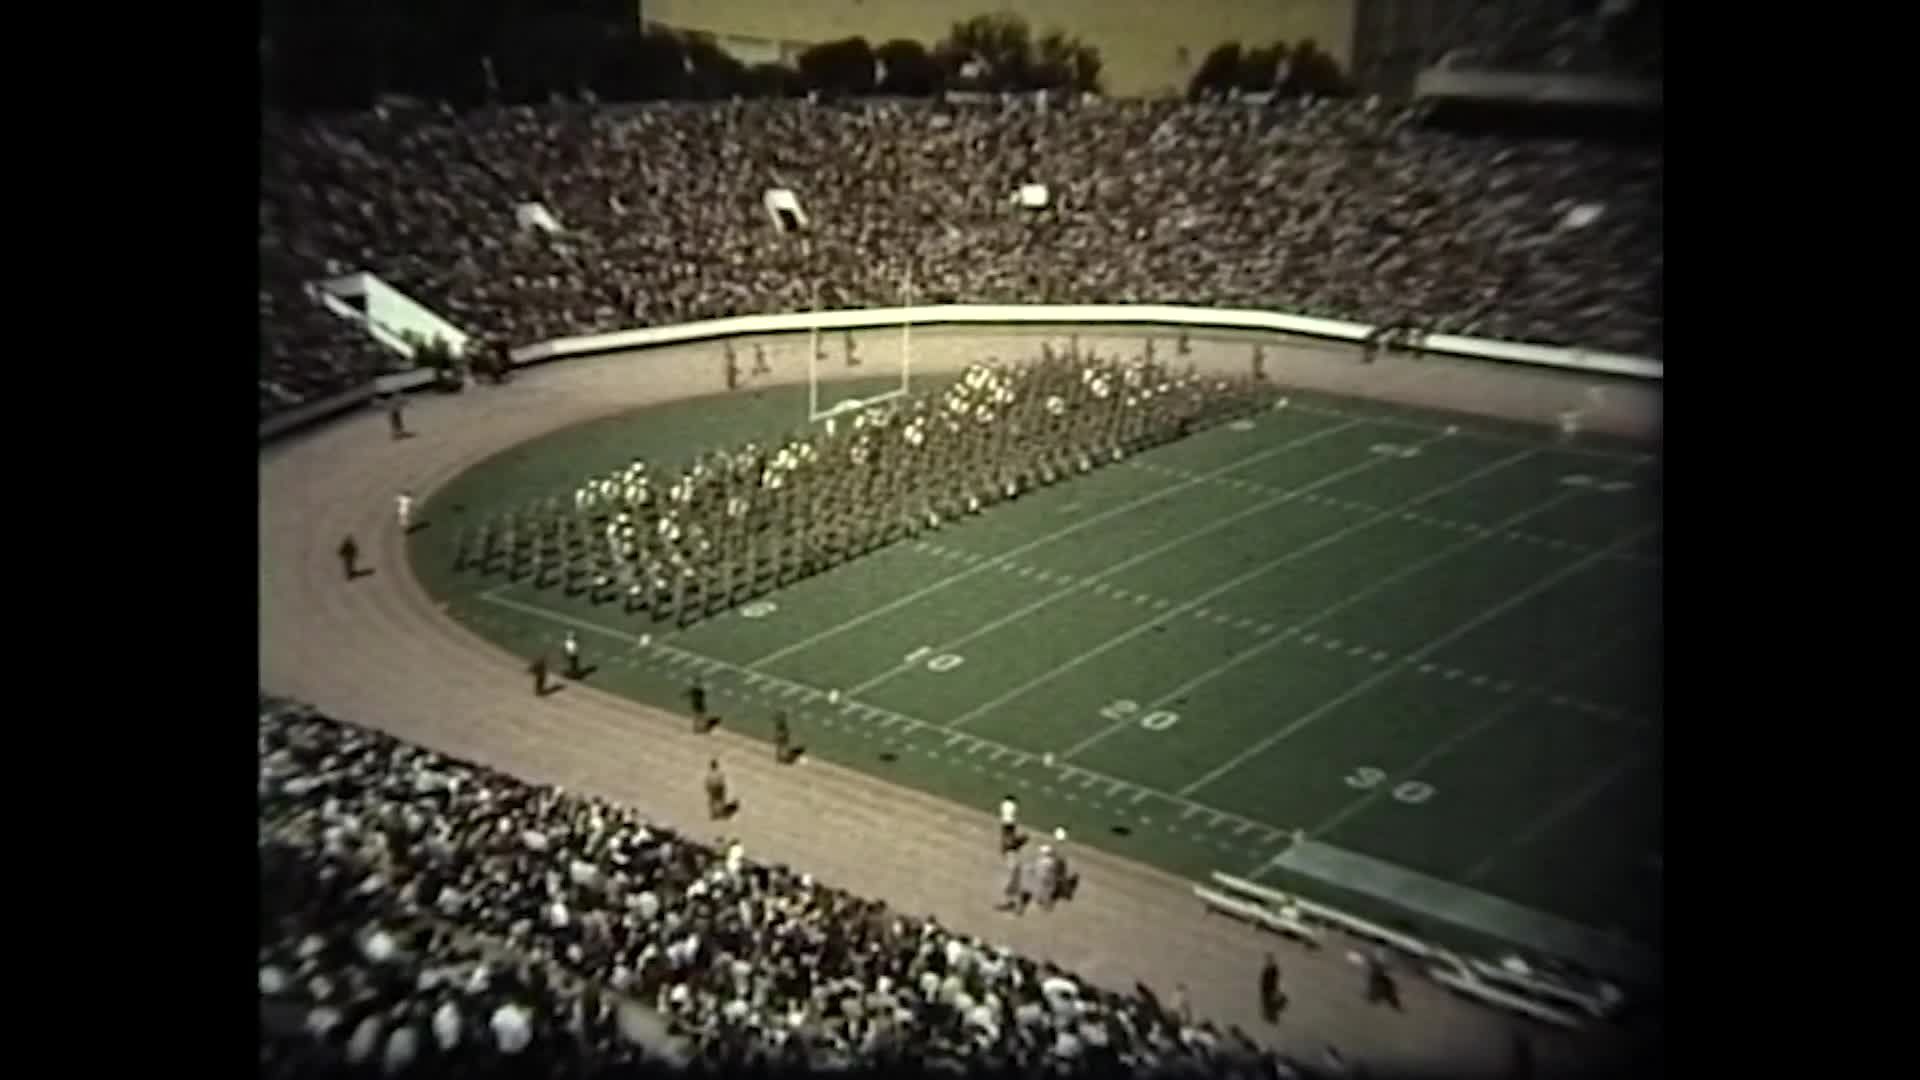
412, 374, 1662, 982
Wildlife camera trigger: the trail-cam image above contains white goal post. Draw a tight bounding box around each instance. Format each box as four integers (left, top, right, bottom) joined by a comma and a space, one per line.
807, 272, 914, 424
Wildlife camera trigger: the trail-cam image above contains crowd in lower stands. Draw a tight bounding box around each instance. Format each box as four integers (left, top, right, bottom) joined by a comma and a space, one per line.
260, 94, 1661, 419
1434, 0, 1662, 78
260, 697, 1321, 1077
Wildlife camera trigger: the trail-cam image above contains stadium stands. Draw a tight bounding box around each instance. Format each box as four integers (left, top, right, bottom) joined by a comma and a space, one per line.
259, 96, 1661, 420
259, 697, 1319, 1076
1433, 0, 1662, 79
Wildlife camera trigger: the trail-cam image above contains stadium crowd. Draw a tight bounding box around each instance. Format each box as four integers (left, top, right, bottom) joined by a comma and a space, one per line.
260, 698, 1321, 1077
260, 94, 1660, 418
1435, 0, 1662, 79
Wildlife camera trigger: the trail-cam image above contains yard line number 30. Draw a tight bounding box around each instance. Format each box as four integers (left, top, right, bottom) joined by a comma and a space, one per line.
1101, 700, 1439, 804
1345, 766, 1437, 804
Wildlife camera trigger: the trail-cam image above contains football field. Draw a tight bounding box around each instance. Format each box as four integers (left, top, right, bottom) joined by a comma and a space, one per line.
413, 375, 1662, 983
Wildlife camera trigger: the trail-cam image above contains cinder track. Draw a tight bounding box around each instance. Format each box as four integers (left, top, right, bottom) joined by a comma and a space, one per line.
259, 327, 1656, 1078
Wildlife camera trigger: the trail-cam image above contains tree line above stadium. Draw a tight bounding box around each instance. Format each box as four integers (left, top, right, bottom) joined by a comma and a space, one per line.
262, 0, 1353, 112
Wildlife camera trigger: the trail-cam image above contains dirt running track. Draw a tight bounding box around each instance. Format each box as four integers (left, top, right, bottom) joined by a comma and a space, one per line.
259, 327, 1659, 1079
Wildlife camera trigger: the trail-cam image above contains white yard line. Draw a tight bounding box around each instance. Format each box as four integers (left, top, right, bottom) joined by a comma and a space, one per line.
1123, 459, 1660, 569
474, 588, 1290, 840
915, 548, 1642, 726
954, 445, 1535, 731
742, 418, 1362, 669
1286, 401, 1653, 466
1461, 754, 1646, 884
1302, 626, 1638, 841
1169, 512, 1656, 800
1058, 458, 1597, 765
845, 429, 1460, 699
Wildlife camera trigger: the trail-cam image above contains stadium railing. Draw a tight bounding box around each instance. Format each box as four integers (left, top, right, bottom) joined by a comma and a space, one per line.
508, 304, 1665, 381
1197, 871, 1627, 1030
262, 303, 1662, 443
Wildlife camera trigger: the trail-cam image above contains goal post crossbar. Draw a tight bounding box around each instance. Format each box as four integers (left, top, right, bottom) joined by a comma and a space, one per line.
805, 273, 914, 426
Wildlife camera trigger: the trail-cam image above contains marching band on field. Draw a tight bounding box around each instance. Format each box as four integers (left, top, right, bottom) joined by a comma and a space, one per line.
451, 348, 1273, 627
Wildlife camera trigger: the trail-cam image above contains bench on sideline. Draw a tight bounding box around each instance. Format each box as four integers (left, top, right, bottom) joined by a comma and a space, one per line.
1198, 871, 1629, 1029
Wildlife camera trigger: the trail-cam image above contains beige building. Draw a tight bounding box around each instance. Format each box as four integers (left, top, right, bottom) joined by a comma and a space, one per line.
639, 0, 1357, 99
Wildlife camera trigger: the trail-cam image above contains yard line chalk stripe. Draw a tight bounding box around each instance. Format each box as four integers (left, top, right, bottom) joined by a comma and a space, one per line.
742, 418, 1364, 669
1124, 459, 1660, 568
477, 592, 1286, 839
1285, 401, 1650, 466
856, 429, 1453, 702
1049, 447, 1539, 757
1180, 519, 1658, 799
1308, 626, 1637, 843
1462, 752, 1646, 884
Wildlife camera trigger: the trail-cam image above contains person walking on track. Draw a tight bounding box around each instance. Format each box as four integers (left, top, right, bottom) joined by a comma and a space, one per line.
337, 535, 360, 581
998, 794, 1021, 855
705, 759, 729, 819
387, 395, 408, 440
1259, 954, 1285, 1023
563, 631, 583, 679
773, 710, 792, 763
396, 490, 414, 533
688, 679, 709, 733
1364, 947, 1401, 1010
529, 653, 550, 697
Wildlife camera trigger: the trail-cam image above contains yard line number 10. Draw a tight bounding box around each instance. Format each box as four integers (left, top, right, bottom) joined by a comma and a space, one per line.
903, 646, 966, 673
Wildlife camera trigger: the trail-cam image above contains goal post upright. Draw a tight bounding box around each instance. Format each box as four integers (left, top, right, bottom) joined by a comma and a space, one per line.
901, 270, 913, 399
807, 271, 914, 425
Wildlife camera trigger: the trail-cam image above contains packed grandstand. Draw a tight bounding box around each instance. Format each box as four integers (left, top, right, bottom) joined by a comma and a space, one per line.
259, 94, 1659, 420
260, 697, 1309, 1077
